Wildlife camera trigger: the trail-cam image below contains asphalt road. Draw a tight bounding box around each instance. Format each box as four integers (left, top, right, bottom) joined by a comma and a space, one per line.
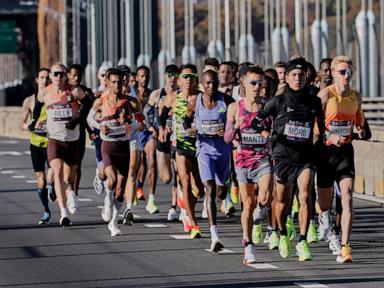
0, 136, 383, 288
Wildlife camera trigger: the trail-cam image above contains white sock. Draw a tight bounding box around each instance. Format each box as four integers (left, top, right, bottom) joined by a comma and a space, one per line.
210, 225, 219, 242
148, 194, 155, 201
126, 202, 132, 210
60, 207, 68, 218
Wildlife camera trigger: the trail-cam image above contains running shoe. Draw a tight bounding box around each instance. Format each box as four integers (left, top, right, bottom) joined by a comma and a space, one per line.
329, 234, 342, 255
201, 196, 208, 219
93, 174, 104, 195
136, 187, 146, 201
145, 198, 159, 214
296, 240, 313, 261
190, 226, 202, 239
268, 231, 279, 250
230, 186, 240, 204
318, 210, 331, 242
286, 217, 296, 241
192, 186, 199, 198
252, 224, 263, 245
263, 230, 270, 244
101, 193, 113, 222
292, 194, 299, 215
224, 201, 236, 218
176, 184, 185, 209
180, 209, 192, 232
243, 244, 257, 264
211, 240, 224, 253
336, 244, 352, 263
167, 207, 178, 221
67, 190, 78, 214
47, 185, 56, 202
122, 208, 134, 225
108, 220, 123, 237
307, 223, 319, 243
133, 195, 138, 206
279, 235, 292, 258
59, 216, 72, 227
38, 211, 50, 225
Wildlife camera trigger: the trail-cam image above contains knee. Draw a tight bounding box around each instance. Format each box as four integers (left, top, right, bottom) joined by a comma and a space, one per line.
298, 192, 310, 206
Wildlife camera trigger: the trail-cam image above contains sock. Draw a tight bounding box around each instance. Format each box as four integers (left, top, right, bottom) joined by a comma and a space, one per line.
126, 202, 132, 210
254, 204, 266, 225
299, 234, 306, 242
148, 194, 155, 201
60, 207, 68, 218
36, 188, 49, 211
210, 225, 219, 242
171, 205, 176, 210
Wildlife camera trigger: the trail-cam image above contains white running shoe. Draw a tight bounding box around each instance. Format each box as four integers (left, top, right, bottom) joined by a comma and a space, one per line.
167, 207, 178, 221
210, 240, 224, 253
101, 191, 113, 222
67, 190, 78, 214
201, 196, 208, 219
93, 171, 104, 195
329, 234, 341, 255
318, 210, 332, 241
108, 201, 123, 237
243, 244, 257, 264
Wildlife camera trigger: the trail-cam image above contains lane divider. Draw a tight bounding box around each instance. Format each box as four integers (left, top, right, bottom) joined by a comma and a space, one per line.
145, 224, 167, 228
294, 283, 328, 288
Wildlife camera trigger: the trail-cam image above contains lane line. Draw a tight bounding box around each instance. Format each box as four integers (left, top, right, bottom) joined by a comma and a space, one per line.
0, 151, 23, 156
294, 283, 328, 288
204, 248, 235, 254
145, 224, 167, 228
247, 263, 278, 269
0, 140, 19, 144
77, 198, 93, 202
23, 151, 31, 155
1, 170, 14, 174
12, 175, 26, 179
26, 180, 38, 183
170, 234, 190, 240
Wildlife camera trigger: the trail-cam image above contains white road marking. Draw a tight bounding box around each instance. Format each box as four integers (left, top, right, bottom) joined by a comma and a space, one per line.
247, 263, 278, 269
0, 140, 19, 144
23, 151, 31, 155
294, 283, 328, 288
1, 170, 14, 174
26, 180, 38, 183
145, 224, 167, 228
77, 198, 93, 202
12, 175, 26, 179
0, 151, 22, 156
204, 248, 235, 254
97, 205, 104, 209
170, 234, 191, 240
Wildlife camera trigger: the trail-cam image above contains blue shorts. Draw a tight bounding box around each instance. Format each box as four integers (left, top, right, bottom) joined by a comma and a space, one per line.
138, 130, 152, 151
197, 152, 231, 186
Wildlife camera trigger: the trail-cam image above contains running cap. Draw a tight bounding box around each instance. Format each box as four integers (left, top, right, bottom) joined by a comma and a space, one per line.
285, 58, 308, 74
117, 65, 131, 74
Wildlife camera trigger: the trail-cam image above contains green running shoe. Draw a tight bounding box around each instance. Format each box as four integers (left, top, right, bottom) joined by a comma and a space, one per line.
252, 224, 263, 245
296, 240, 313, 261
307, 223, 319, 243
268, 231, 279, 250
292, 194, 299, 214
145, 198, 159, 214
279, 235, 292, 258
286, 217, 296, 241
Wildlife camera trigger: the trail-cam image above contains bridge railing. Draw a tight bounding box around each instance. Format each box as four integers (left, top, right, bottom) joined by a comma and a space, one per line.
362, 97, 384, 130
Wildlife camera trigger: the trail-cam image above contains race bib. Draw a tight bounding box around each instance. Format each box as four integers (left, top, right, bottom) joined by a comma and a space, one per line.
104, 120, 129, 139
48, 105, 72, 122
166, 118, 173, 131
201, 119, 224, 136
34, 121, 47, 135
284, 121, 311, 140
329, 120, 352, 137
241, 128, 267, 146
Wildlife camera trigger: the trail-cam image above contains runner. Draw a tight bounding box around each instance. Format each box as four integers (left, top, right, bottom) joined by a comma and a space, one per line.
273, 61, 286, 94
252, 58, 325, 261
317, 55, 366, 263
22, 67, 55, 224
218, 61, 234, 96
143, 64, 180, 220
225, 65, 273, 264
29, 62, 89, 226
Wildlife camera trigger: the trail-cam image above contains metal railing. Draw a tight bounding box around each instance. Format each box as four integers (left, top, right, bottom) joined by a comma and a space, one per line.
363, 97, 384, 129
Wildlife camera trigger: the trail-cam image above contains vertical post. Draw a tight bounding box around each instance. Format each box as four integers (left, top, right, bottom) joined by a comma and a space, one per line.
170, 0, 176, 61
234, 0, 239, 61
295, 0, 302, 55
225, 0, 231, 60
303, 0, 309, 59
264, 0, 270, 66
61, 0, 67, 66
381, 0, 384, 96
336, 0, 342, 55
342, 0, 347, 54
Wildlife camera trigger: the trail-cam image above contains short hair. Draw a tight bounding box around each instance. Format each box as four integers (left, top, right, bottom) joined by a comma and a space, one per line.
273, 61, 286, 68
265, 68, 278, 80
51, 62, 67, 72
238, 62, 253, 78
180, 63, 197, 74
219, 61, 233, 70
246, 65, 264, 76
331, 55, 353, 70
319, 58, 332, 69
165, 64, 179, 74
68, 64, 83, 73
117, 65, 131, 74
306, 62, 317, 83
202, 69, 219, 82
136, 65, 150, 75
36, 67, 50, 77
204, 57, 219, 68
106, 68, 123, 79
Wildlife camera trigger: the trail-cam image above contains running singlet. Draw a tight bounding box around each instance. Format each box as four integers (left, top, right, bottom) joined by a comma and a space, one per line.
100, 93, 133, 142
45, 84, 80, 142
195, 92, 231, 156
324, 85, 364, 146
236, 99, 271, 169
174, 91, 197, 154
30, 98, 48, 148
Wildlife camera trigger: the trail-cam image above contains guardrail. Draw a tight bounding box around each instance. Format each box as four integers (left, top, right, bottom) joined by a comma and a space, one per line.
362, 97, 384, 129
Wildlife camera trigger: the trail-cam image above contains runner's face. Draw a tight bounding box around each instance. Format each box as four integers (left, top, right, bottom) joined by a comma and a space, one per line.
179, 68, 197, 92
98, 72, 106, 87
129, 75, 137, 87
107, 74, 123, 95
67, 68, 82, 86
165, 72, 178, 89
320, 61, 332, 86
50, 66, 67, 87
276, 67, 286, 84
286, 69, 306, 91
219, 64, 233, 85
332, 62, 352, 88
202, 73, 219, 97
36, 70, 50, 90
244, 73, 264, 99
136, 69, 150, 88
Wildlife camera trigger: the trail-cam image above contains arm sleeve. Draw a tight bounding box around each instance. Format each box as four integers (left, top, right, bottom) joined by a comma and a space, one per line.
86, 109, 100, 130
224, 120, 236, 144
143, 103, 155, 128
28, 99, 44, 131
158, 106, 171, 128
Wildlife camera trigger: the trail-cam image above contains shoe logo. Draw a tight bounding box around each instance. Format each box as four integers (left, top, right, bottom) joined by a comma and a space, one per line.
287, 107, 294, 112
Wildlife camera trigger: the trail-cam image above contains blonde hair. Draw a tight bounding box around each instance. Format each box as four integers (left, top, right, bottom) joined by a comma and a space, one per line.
331, 55, 353, 70
50, 62, 67, 72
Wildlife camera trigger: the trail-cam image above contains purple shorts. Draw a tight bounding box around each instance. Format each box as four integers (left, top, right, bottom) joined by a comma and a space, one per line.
197, 152, 231, 186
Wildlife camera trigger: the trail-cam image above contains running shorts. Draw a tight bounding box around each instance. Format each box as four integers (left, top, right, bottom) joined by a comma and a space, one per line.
101, 140, 130, 176
47, 138, 79, 166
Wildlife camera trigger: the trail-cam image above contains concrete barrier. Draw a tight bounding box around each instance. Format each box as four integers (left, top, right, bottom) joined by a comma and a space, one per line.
0, 106, 383, 201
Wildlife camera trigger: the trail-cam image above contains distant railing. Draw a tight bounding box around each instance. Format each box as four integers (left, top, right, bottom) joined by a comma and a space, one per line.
362, 97, 384, 130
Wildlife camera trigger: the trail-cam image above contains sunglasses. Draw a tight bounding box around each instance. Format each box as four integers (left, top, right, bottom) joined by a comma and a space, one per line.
53, 71, 66, 78
180, 73, 198, 80
166, 73, 179, 78
337, 68, 353, 77
249, 80, 265, 86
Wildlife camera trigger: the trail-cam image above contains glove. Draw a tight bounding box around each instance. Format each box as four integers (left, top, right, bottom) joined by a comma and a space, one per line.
65, 118, 79, 130
28, 119, 36, 132
251, 117, 264, 133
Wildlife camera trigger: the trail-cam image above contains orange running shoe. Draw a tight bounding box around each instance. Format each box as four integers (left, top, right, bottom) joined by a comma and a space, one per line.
136, 187, 146, 201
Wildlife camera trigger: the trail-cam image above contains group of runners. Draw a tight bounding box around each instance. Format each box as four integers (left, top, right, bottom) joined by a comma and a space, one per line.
21, 54, 369, 265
